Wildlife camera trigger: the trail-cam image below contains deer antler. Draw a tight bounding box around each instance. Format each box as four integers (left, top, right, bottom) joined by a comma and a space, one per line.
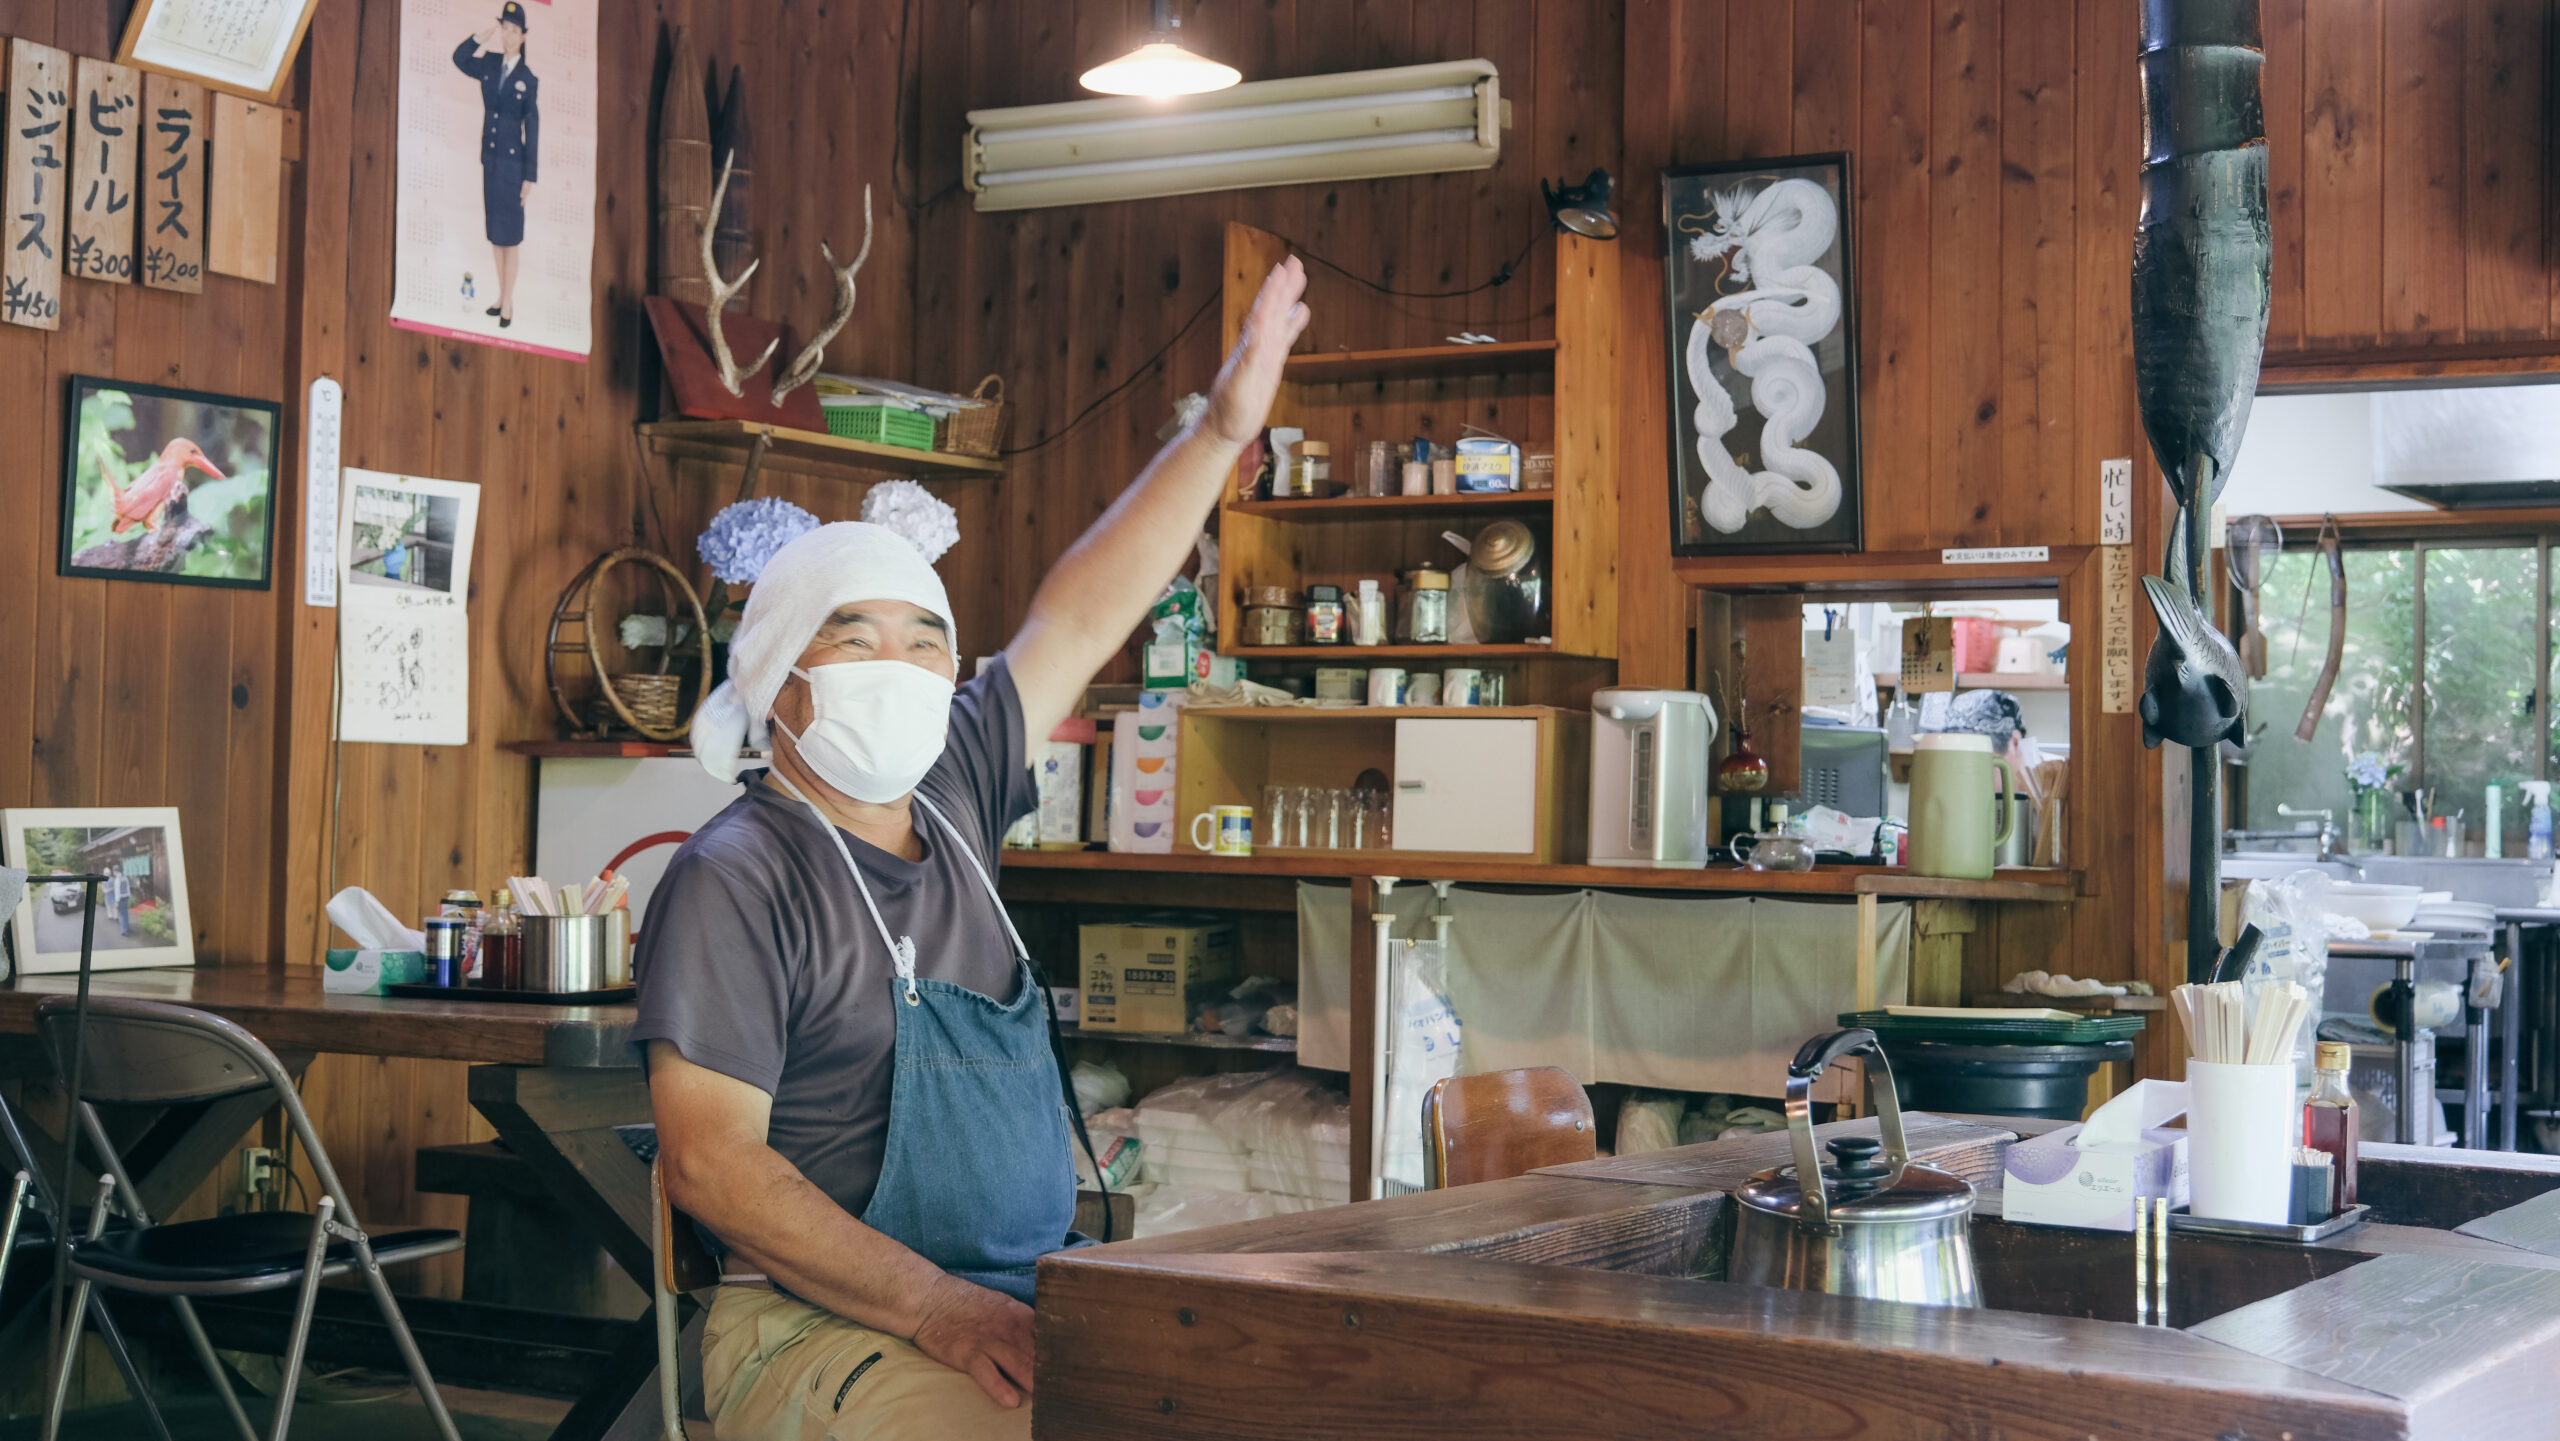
699, 155, 776, 397
770, 185, 874, 406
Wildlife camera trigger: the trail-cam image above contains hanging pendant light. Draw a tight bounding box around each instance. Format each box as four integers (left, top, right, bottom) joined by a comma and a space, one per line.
1081, 0, 1240, 98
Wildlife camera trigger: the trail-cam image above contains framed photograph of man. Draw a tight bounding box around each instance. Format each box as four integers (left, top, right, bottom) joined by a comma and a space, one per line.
4, 807, 197, 974
1660, 153, 1864, 555
58, 375, 282, 589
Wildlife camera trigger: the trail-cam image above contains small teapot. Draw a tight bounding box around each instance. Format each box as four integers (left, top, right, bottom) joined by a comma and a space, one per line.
1729, 832, 1816, 872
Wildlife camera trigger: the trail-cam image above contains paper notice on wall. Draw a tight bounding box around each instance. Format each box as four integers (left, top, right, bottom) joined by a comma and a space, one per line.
337, 467, 478, 745
2101, 546, 2136, 715
1804, 615, 1859, 709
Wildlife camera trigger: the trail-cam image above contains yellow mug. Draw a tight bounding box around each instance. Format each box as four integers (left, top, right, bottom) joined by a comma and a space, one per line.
1190, 805, 1254, 857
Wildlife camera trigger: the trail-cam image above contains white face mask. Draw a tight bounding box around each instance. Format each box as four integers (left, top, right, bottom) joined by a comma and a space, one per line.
772, 660, 955, 804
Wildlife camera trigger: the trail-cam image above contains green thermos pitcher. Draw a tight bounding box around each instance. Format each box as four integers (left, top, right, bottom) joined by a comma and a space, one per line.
1909, 733, 2016, 880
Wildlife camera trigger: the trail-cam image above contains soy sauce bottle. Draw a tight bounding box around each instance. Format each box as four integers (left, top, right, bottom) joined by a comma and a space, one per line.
2303, 1041, 2359, 1211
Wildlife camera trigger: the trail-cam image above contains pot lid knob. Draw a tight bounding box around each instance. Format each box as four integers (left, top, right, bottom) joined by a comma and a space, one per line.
1825, 1136, 1892, 1196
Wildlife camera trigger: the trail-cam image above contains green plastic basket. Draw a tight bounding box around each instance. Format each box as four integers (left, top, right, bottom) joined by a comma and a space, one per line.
823, 403, 938, 450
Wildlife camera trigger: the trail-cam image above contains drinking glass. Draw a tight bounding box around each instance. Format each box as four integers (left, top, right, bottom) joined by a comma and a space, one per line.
1321, 788, 1350, 850
1290, 786, 1320, 849
1262, 785, 1293, 848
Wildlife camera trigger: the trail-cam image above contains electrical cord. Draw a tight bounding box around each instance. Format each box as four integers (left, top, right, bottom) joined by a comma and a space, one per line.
1286, 225, 1548, 300
989, 218, 1548, 459
998, 291, 1219, 457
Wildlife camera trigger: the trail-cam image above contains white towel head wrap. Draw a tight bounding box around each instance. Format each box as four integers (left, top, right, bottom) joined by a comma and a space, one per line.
690, 521, 957, 782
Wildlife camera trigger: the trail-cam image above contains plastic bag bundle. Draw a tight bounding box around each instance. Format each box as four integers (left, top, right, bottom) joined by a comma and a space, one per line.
1071, 1060, 1131, 1117
2241, 871, 2332, 1079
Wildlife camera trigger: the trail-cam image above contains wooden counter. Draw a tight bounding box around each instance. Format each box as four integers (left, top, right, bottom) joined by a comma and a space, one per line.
1034, 1116, 2560, 1439
0, 967, 635, 1068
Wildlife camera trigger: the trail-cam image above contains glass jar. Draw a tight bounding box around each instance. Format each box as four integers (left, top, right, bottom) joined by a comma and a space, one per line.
1241, 585, 1304, 646
1305, 584, 1346, 644
1284, 440, 1332, 498
1362, 441, 1396, 498
1398, 567, 1451, 644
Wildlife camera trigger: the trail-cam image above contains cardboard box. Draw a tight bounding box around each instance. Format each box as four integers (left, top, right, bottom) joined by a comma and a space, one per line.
2000, 1080, 2190, 1231
1079, 918, 1239, 1033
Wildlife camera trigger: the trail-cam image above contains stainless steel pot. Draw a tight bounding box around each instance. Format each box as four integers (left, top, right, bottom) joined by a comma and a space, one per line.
520, 912, 631, 992
1727, 1028, 1981, 1307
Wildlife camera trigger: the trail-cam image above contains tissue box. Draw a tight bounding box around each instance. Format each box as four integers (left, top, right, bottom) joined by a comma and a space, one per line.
324, 949, 429, 995
2002, 1124, 2189, 1230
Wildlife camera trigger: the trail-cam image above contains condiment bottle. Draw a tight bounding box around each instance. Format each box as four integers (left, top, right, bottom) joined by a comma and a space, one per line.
481, 888, 522, 990
1287, 440, 1332, 498
2303, 1040, 2358, 1211
1305, 584, 1346, 644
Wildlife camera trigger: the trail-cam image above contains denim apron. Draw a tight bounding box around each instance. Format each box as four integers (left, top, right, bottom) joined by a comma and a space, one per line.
783, 784, 1077, 1305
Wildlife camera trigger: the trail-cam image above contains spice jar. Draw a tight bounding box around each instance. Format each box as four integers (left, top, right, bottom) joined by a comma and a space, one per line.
1241, 586, 1304, 647
1305, 583, 1346, 644
1283, 440, 1332, 498
1398, 567, 1452, 644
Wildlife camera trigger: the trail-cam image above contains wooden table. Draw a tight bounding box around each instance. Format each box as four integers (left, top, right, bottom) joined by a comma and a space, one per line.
1034, 1115, 2560, 1439
0, 967, 658, 1441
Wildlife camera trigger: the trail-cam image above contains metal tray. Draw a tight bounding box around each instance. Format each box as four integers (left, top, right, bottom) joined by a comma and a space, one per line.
1835, 1009, 2148, 1045
2167, 1203, 2370, 1244
385, 983, 635, 1005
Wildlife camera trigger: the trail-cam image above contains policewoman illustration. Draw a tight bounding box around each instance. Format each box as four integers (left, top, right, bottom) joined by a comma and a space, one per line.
452, 1, 540, 328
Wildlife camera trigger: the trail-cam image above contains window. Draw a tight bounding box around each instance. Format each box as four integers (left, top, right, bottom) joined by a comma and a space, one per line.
2242, 540, 2548, 852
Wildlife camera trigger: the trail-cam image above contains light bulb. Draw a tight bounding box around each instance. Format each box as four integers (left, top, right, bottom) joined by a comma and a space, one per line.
1080, 40, 1241, 98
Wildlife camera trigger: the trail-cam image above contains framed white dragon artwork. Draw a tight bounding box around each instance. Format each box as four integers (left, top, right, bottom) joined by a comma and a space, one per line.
1660, 154, 1864, 555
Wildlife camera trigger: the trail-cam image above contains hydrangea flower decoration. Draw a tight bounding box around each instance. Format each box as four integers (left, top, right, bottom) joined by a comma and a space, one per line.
697, 497, 820, 584
860, 479, 961, 564
2346, 753, 2398, 791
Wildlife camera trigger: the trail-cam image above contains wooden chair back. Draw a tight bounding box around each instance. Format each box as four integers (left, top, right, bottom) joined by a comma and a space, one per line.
1422, 1067, 1596, 1188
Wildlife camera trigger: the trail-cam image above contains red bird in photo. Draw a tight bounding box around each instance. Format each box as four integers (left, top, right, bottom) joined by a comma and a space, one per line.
104, 438, 226, 535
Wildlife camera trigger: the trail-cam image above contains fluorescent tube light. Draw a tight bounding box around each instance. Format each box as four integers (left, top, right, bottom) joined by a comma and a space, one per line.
969, 59, 1504, 211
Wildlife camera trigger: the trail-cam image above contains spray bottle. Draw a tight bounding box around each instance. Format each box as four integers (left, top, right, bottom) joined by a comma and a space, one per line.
2526, 781, 2554, 863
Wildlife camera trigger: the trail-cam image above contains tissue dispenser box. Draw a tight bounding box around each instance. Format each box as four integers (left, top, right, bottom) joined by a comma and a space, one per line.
324, 949, 429, 995
2000, 1079, 2190, 1230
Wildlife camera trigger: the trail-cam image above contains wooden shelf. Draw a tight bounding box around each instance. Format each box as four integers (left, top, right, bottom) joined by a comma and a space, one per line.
1958, 672, 2068, 691
499, 740, 762, 760
1283, 339, 1556, 384
1225, 642, 1578, 661
1179, 704, 1559, 721
999, 849, 2079, 902
637, 419, 1005, 479
1228, 491, 1553, 520
1063, 1025, 1297, 1053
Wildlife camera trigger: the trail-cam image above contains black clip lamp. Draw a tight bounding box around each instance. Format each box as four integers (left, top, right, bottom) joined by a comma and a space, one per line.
1543, 168, 1618, 240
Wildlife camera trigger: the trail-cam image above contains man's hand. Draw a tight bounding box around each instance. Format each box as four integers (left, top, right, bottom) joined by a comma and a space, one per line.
909, 1274, 1036, 1409
1202, 256, 1311, 445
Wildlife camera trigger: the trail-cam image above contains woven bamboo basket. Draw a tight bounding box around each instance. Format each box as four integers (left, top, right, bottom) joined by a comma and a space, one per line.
608, 674, 685, 735
937, 374, 1010, 458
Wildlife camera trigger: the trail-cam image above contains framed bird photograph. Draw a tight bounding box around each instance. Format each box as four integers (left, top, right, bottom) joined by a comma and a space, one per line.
1660, 153, 1864, 555
58, 375, 281, 590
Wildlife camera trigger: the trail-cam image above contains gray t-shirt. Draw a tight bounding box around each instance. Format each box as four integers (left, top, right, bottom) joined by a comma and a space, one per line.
632, 657, 1039, 1221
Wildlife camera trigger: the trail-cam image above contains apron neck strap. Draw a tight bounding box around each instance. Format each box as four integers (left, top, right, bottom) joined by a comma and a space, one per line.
911, 793, 1031, 962
770, 775, 921, 1004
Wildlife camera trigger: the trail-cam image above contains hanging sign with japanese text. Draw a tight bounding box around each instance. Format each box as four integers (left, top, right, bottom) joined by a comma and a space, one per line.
67, 57, 140, 284
4, 39, 72, 329
139, 71, 204, 292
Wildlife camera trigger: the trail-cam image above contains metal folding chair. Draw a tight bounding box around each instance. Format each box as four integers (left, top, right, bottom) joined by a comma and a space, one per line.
651, 1155, 727, 1441
33, 996, 465, 1441
0, 1085, 175, 1441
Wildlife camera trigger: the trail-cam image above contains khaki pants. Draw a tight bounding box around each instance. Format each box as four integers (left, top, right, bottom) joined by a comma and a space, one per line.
701, 1285, 1033, 1441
